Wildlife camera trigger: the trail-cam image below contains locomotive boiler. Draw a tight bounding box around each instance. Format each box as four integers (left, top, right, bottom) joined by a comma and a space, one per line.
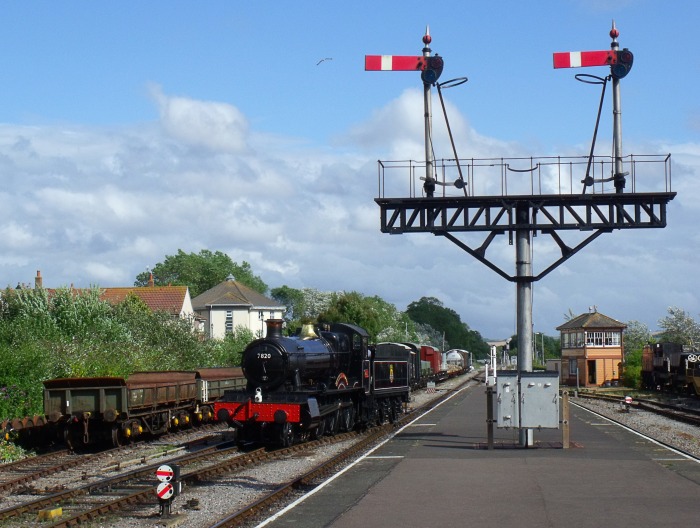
242, 319, 361, 392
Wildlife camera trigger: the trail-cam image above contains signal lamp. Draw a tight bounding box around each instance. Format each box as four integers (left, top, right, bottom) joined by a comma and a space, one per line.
611, 48, 634, 79
421, 55, 444, 84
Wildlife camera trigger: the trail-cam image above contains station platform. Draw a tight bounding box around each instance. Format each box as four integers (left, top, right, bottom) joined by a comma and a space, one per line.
258, 380, 700, 528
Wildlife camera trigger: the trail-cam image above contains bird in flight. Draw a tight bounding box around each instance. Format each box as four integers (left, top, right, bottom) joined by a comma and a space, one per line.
316, 57, 333, 65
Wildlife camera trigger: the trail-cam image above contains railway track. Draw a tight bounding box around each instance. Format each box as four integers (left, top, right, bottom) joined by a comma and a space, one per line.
0, 449, 73, 492
575, 391, 700, 427
0, 423, 365, 527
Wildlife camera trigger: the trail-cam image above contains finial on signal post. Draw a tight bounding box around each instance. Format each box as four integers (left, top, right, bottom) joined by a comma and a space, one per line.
610, 20, 619, 43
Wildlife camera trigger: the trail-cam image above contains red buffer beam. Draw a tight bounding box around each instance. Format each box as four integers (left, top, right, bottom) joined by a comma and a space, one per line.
553, 50, 616, 69
365, 55, 427, 71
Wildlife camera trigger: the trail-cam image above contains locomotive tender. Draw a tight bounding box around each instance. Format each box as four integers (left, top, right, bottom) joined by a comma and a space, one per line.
214, 320, 410, 447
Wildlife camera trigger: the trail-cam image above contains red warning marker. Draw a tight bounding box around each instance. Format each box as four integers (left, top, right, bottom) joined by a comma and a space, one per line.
553, 50, 616, 69
156, 482, 174, 500
155, 464, 174, 482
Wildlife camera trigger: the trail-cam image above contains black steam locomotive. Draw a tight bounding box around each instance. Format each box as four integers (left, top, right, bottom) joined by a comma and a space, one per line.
641, 342, 700, 394
214, 319, 410, 447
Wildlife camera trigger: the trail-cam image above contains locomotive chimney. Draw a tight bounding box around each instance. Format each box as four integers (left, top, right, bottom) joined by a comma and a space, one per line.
266, 319, 284, 338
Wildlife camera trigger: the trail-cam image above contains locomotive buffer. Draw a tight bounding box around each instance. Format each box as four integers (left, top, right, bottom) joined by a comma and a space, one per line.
368, 24, 675, 447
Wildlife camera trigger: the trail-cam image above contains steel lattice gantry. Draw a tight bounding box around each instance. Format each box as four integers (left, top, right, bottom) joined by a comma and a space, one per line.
375, 191, 676, 282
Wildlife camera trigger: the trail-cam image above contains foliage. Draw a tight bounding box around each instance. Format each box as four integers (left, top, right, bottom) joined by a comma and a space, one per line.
270, 286, 336, 332
318, 291, 420, 343
657, 306, 700, 347
406, 297, 489, 358
623, 320, 652, 358
622, 348, 643, 389
208, 326, 255, 367
0, 437, 30, 462
134, 249, 267, 297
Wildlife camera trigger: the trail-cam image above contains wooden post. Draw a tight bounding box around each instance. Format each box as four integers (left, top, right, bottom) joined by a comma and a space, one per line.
486, 386, 494, 450
562, 391, 570, 449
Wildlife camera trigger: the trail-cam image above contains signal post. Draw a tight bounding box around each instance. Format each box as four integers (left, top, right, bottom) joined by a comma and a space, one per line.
367, 24, 674, 447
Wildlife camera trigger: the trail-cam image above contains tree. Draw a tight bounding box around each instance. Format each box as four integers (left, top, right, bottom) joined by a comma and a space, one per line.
134, 250, 267, 297
620, 320, 652, 389
406, 297, 489, 358
271, 286, 335, 325
623, 320, 652, 358
317, 291, 419, 344
657, 306, 700, 347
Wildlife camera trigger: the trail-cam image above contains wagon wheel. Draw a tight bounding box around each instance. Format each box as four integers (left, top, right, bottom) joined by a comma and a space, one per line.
111, 426, 122, 447
389, 401, 399, 424
63, 428, 75, 451
279, 422, 294, 448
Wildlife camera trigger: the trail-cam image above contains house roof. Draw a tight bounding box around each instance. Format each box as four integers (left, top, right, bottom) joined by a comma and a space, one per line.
100, 286, 190, 317
22, 271, 191, 318
192, 278, 283, 310
556, 310, 627, 331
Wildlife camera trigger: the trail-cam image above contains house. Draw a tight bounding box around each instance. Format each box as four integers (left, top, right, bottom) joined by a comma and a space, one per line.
191, 276, 286, 339
556, 307, 626, 388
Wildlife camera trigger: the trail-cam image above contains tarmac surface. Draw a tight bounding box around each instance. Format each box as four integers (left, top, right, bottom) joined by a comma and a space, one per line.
257, 379, 700, 528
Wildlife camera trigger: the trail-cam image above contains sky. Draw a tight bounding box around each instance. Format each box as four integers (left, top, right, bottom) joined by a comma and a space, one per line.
0, 1, 698, 341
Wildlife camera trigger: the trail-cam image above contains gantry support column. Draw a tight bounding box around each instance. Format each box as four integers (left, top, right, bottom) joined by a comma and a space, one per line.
516, 204, 534, 447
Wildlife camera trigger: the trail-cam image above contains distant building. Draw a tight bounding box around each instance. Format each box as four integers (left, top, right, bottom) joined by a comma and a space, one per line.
191, 275, 285, 339
556, 307, 626, 387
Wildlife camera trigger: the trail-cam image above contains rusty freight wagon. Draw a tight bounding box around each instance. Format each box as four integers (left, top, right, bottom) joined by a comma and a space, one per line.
43, 367, 245, 447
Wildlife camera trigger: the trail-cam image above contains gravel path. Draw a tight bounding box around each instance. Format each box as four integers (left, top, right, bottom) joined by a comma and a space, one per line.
572, 395, 700, 458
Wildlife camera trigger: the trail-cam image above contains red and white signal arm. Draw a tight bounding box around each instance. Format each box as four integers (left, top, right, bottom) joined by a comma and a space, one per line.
156, 464, 175, 482
553, 50, 616, 69
365, 55, 426, 71
156, 481, 175, 500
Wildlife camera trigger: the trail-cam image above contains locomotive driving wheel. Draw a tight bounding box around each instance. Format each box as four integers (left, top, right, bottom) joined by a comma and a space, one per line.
279, 422, 294, 447
327, 410, 340, 436
341, 407, 355, 432
313, 419, 326, 439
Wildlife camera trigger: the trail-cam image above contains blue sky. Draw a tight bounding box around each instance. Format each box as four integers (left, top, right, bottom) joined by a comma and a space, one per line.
0, 1, 698, 340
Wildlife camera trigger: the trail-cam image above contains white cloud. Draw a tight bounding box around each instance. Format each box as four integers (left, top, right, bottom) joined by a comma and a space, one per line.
149, 84, 249, 153
0, 87, 698, 339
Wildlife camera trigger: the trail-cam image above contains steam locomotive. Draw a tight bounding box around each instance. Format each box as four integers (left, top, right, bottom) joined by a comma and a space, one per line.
214, 320, 410, 447
641, 342, 700, 394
